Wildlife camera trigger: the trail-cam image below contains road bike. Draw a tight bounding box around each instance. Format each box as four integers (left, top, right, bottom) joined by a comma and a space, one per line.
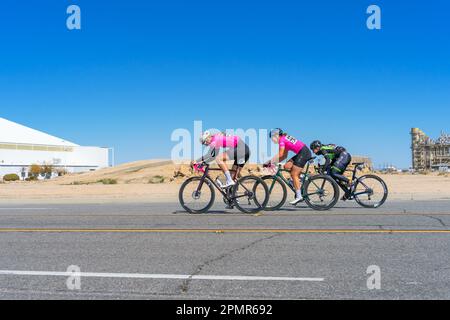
179, 162, 269, 214
262, 157, 340, 211
319, 162, 389, 208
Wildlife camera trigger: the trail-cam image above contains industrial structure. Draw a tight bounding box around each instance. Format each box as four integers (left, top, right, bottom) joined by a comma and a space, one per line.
411, 128, 450, 171
0, 118, 112, 179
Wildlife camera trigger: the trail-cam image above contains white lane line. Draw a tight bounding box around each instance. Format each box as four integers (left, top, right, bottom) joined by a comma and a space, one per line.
0, 208, 55, 210
0, 270, 324, 282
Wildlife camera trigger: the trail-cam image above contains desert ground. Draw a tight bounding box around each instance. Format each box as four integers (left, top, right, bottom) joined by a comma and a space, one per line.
0, 160, 449, 204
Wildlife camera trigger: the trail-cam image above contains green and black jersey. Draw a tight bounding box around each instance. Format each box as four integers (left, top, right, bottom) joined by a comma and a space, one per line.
317, 144, 346, 161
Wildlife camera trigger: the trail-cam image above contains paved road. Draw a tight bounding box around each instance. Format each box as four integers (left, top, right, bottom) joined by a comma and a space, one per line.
0, 200, 449, 299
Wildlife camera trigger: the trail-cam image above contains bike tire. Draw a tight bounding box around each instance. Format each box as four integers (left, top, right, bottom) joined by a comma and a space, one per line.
262, 175, 287, 211
179, 177, 215, 214
303, 175, 339, 211
232, 176, 269, 214
354, 174, 388, 208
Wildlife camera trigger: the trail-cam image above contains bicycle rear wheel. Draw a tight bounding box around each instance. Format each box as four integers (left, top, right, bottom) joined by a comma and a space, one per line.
179, 177, 215, 214
354, 175, 388, 208
303, 175, 339, 211
262, 175, 287, 211
232, 176, 269, 214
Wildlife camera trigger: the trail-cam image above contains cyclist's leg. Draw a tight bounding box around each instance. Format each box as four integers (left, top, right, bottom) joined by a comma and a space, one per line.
215, 152, 230, 173
330, 152, 352, 197
330, 152, 351, 183
290, 146, 311, 203
231, 142, 250, 180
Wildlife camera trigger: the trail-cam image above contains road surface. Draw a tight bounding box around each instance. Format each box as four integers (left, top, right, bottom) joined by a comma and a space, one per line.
0, 200, 449, 299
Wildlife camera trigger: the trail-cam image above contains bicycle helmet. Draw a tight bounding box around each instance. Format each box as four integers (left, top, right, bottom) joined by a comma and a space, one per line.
310, 140, 322, 150
200, 131, 212, 144
269, 128, 284, 138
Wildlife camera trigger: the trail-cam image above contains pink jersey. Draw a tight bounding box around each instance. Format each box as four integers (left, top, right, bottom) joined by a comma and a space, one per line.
209, 134, 239, 149
279, 135, 305, 154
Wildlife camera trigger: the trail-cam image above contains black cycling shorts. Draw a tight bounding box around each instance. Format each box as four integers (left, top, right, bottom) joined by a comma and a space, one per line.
331, 151, 352, 173
226, 140, 251, 168
289, 146, 312, 168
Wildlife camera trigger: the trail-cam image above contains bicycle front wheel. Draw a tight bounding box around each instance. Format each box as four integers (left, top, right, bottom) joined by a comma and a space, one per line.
303, 175, 339, 211
354, 175, 388, 208
232, 176, 269, 214
179, 177, 215, 214
262, 175, 287, 211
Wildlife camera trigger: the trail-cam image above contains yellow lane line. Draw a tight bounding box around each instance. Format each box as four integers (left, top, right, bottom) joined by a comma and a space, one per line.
0, 228, 449, 234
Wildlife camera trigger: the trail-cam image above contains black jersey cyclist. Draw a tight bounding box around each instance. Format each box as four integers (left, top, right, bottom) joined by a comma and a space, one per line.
310, 140, 352, 199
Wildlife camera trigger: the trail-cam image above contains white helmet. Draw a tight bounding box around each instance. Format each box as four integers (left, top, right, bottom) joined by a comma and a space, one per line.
200, 131, 212, 144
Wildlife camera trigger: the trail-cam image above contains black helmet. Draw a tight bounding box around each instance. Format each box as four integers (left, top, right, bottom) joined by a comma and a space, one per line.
310, 140, 322, 150
269, 128, 284, 138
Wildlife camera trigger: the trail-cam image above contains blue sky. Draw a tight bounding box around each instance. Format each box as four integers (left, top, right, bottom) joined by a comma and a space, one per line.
1, 0, 449, 168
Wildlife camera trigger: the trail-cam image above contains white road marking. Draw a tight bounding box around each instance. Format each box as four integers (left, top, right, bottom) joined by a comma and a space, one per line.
0, 270, 324, 282
0, 208, 54, 210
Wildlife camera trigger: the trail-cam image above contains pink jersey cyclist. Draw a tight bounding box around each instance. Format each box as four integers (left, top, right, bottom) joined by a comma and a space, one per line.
208, 134, 239, 149
195, 131, 251, 189
279, 135, 306, 154
266, 128, 312, 205
197, 132, 250, 169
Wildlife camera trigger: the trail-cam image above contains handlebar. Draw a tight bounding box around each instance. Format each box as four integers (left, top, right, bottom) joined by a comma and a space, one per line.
193, 162, 207, 173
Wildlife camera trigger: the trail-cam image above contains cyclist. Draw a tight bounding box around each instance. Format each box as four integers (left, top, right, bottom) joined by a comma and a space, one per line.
264, 128, 312, 205
310, 140, 352, 199
192, 131, 250, 188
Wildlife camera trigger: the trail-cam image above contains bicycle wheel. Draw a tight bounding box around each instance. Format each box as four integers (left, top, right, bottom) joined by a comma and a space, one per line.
179, 177, 215, 214
232, 176, 269, 214
354, 175, 388, 208
262, 175, 287, 211
303, 175, 339, 211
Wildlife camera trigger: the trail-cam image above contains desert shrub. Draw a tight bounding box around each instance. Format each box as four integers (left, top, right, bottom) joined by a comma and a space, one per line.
149, 175, 165, 184
29, 164, 41, 178
97, 178, 118, 185
40, 164, 54, 179
3, 174, 20, 182
28, 164, 55, 179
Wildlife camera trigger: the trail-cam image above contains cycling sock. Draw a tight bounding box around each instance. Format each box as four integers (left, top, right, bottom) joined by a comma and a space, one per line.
224, 171, 233, 183
296, 190, 302, 199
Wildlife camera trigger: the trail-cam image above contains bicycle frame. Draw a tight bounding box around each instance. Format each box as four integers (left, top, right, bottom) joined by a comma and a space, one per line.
341, 165, 373, 197
194, 164, 254, 201
268, 160, 326, 199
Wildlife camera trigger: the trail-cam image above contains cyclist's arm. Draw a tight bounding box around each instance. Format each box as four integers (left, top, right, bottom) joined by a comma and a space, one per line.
195, 146, 220, 164
269, 147, 288, 164
321, 150, 333, 168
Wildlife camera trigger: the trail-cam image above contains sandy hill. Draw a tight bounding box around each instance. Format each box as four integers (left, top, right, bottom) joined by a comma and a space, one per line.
46, 160, 259, 185
46, 159, 176, 185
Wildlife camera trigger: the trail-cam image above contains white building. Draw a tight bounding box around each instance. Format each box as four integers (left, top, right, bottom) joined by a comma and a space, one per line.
0, 118, 112, 179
